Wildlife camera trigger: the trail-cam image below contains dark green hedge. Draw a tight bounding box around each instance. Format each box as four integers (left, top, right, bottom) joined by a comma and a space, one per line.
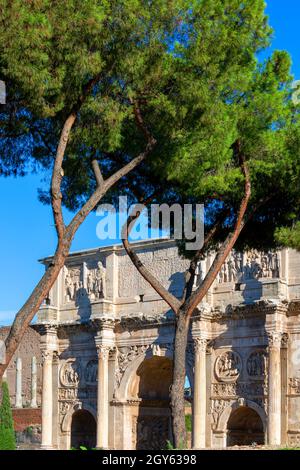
0, 381, 16, 450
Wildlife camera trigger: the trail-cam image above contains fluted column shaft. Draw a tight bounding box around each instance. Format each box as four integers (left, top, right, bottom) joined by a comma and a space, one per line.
267, 332, 282, 446
31, 356, 37, 408
15, 357, 22, 408
193, 338, 207, 449
41, 351, 53, 449
96, 346, 109, 449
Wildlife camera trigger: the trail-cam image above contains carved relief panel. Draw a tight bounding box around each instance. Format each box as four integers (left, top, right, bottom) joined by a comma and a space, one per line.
217, 250, 280, 284
64, 259, 106, 303
64, 266, 82, 302
86, 261, 106, 300
289, 378, 300, 395
84, 360, 98, 385
215, 351, 242, 382
118, 248, 189, 297
134, 416, 170, 450
211, 399, 231, 430
246, 351, 267, 380
115, 345, 149, 388
60, 359, 81, 387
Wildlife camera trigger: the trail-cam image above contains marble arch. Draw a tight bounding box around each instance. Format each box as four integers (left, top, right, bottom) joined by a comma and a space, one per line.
35, 240, 300, 449
218, 400, 267, 433
61, 402, 97, 449
61, 402, 97, 434
116, 344, 194, 400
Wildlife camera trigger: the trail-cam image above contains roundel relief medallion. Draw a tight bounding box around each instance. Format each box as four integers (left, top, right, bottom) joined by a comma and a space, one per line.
60, 360, 81, 387
215, 350, 242, 382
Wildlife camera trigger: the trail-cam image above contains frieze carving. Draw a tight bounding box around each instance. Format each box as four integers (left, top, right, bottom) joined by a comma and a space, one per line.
60, 360, 81, 387
84, 360, 98, 384
212, 382, 268, 398
247, 351, 267, 379
59, 387, 97, 400
217, 250, 280, 284
289, 378, 300, 395
211, 399, 230, 430
115, 344, 149, 388
118, 313, 175, 329
59, 388, 78, 400
215, 351, 242, 382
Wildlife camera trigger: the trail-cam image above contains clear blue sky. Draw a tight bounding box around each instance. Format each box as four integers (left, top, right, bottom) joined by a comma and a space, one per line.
0, 0, 299, 324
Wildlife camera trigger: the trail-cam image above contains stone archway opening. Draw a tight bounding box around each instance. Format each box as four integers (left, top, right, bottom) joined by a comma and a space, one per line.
130, 356, 173, 450
70, 409, 96, 449
226, 406, 264, 447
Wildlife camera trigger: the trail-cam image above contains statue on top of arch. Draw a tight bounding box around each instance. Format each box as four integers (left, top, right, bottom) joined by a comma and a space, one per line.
217, 250, 280, 284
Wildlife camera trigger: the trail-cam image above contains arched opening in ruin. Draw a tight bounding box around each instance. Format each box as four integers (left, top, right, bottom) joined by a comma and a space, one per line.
70, 409, 96, 449
226, 406, 264, 447
130, 356, 173, 450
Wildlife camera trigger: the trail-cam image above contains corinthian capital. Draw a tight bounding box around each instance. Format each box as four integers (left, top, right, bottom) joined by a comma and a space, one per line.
267, 331, 283, 349
41, 350, 53, 364
194, 337, 208, 354
96, 345, 111, 360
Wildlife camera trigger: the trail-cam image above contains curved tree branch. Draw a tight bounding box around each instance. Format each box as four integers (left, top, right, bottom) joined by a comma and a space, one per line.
181, 208, 230, 303
51, 72, 104, 241
1, 80, 156, 380
184, 145, 251, 323
91, 158, 104, 188
121, 199, 181, 313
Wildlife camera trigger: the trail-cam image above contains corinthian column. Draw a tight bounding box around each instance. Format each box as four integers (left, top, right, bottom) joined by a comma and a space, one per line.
41, 350, 53, 449
267, 331, 282, 445
15, 357, 22, 408
30, 356, 37, 408
193, 338, 207, 449
96, 345, 110, 449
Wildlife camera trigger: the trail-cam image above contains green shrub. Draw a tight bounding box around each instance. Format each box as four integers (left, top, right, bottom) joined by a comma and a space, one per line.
185, 414, 192, 433
0, 381, 16, 450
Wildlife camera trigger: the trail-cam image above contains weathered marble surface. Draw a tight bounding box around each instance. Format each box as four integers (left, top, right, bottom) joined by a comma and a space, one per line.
12, 240, 300, 448
0, 326, 42, 408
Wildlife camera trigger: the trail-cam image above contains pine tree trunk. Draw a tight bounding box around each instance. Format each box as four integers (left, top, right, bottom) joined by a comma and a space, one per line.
170, 309, 189, 449
0, 238, 72, 380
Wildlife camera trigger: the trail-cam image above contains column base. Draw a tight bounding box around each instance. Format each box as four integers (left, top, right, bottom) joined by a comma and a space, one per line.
40, 445, 54, 450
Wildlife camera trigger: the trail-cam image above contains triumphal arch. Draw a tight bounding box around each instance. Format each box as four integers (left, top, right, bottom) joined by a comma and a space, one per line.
36, 239, 300, 449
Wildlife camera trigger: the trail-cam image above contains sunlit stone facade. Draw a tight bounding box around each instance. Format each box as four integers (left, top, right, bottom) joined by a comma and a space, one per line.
35, 239, 300, 449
